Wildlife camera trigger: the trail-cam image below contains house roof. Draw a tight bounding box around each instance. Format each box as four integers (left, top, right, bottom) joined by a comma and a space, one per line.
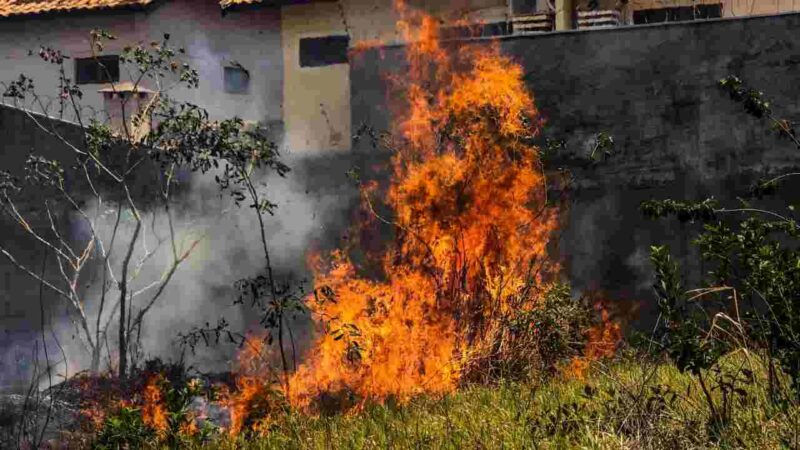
219, 0, 263, 8
0, 0, 262, 17
0, 0, 152, 17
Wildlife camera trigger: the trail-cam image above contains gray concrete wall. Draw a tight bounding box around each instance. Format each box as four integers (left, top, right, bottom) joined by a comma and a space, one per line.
349, 13, 800, 322
0, 105, 85, 385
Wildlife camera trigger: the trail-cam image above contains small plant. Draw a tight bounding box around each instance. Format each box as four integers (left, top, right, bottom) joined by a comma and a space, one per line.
461, 282, 594, 383
94, 406, 155, 450
588, 132, 615, 162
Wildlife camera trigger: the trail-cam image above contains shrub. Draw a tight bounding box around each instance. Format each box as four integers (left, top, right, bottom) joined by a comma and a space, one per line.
461, 282, 593, 383
642, 76, 800, 434
94, 406, 155, 449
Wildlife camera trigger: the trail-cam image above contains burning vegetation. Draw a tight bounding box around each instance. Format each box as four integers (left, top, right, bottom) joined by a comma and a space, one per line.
1, 2, 635, 448
65, 3, 617, 441
7, 2, 800, 449
287, 12, 558, 409
222, 1, 618, 424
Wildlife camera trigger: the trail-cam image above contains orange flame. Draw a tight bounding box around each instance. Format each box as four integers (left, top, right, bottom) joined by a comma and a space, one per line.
141, 376, 168, 435
286, 3, 559, 410
221, 332, 281, 435
568, 300, 622, 380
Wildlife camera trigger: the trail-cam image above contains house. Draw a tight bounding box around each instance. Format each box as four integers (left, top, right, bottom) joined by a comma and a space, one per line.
0, 0, 285, 140
0, 0, 798, 153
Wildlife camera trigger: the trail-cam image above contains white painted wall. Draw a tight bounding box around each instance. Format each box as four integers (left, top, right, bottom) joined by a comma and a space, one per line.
0, 0, 283, 126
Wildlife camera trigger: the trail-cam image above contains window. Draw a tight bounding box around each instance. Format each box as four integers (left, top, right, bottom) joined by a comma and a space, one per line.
299, 35, 350, 68
633, 4, 722, 24
75, 55, 120, 84
224, 66, 250, 94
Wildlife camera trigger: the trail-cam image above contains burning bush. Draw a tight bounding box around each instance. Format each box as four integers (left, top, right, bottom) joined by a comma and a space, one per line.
220, 334, 289, 436
42, 359, 206, 447
284, 8, 567, 411
66, 4, 620, 436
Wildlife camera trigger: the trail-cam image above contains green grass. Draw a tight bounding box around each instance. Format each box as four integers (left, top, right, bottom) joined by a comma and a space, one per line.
172, 354, 799, 449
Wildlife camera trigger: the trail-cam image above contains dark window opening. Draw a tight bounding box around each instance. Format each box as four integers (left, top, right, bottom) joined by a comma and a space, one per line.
224, 66, 250, 94
299, 35, 349, 68
633, 4, 722, 24
75, 55, 120, 84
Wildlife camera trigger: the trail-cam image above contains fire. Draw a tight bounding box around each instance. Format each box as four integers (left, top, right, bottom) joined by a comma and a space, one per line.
221, 333, 282, 435
71, 374, 128, 432
568, 300, 623, 380
349, 39, 388, 61
72, 2, 625, 436
286, 3, 559, 410
141, 376, 168, 435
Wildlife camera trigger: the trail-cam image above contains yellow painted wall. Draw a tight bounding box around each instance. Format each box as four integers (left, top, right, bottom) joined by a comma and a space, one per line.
281, 0, 507, 153
281, 2, 351, 153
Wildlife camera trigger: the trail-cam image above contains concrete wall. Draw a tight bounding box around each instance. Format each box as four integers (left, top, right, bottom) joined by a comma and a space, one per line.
349, 12, 800, 322
279, 0, 800, 154
0, 0, 283, 125
0, 105, 86, 378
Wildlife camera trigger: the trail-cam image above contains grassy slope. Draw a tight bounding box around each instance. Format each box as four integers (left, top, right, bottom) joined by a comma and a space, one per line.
190, 356, 799, 450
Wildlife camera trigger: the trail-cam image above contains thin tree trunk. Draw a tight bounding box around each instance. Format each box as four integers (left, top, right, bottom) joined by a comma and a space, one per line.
246, 175, 289, 387
118, 218, 142, 378
90, 345, 101, 373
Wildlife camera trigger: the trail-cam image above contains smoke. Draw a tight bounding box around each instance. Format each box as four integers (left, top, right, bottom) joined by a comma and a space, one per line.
43, 138, 361, 377
0, 22, 363, 386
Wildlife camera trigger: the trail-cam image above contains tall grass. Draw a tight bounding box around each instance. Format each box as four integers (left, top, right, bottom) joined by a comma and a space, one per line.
173, 353, 798, 450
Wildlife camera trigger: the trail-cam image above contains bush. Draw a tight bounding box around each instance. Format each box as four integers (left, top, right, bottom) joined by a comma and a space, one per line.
95, 406, 156, 450
642, 76, 800, 434
461, 282, 592, 383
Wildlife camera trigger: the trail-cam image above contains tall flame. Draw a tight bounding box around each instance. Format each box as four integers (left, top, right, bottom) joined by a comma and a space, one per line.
286, 4, 559, 410
72, 4, 623, 435
141, 376, 168, 436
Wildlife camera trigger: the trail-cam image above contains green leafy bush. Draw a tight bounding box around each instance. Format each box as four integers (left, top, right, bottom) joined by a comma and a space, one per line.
642, 76, 800, 434
94, 406, 155, 450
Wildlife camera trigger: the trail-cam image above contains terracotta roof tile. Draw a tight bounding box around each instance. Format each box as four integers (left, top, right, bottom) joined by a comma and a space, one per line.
219, 0, 263, 7
0, 0, 154, 17
0, 0, 260, 17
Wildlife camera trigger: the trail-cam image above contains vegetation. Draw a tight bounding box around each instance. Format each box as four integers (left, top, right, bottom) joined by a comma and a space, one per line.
78, 354, 800, 449
639, 76, 800, 440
